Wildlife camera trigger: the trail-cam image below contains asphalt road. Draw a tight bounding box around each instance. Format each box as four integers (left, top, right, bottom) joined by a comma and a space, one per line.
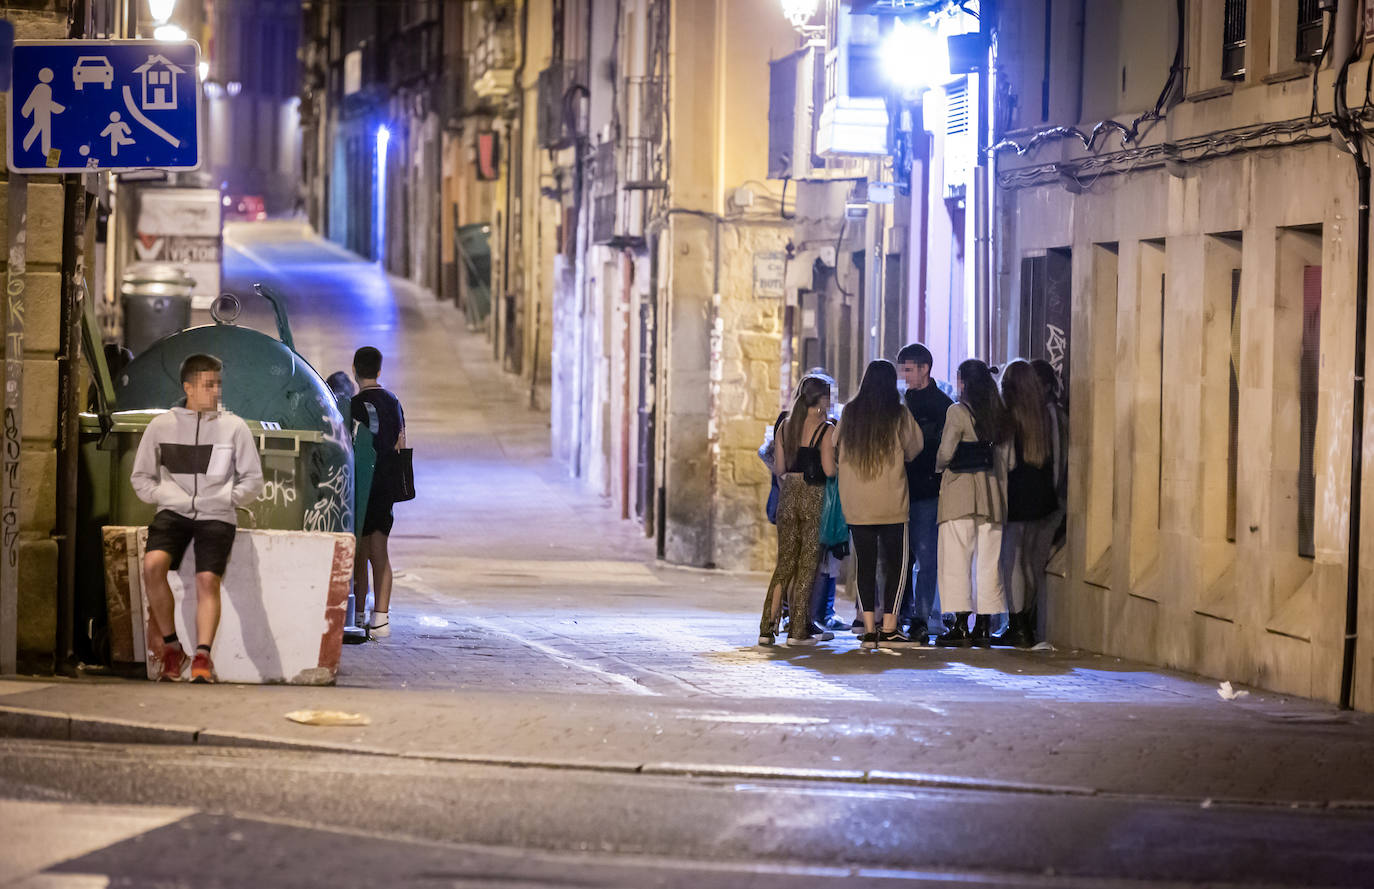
8, 224, 1373, 888
4, 738, 1374, 888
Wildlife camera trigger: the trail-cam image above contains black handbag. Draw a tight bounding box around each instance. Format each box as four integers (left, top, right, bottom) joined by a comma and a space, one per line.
947, 440, 994, 473
392, 448, 416, 502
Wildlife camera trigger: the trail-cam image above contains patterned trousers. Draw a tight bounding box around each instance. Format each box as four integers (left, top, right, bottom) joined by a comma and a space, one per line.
760, 474, 824, 638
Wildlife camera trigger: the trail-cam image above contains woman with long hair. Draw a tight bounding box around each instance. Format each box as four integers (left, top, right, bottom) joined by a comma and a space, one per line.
759, 374, 836, 647
998, 360, 1059, 648
935, 359, 1011, 647
836, 360, 923, 650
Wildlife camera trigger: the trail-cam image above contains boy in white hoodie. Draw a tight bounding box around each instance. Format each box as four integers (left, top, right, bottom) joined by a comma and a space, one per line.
131, 354, 264, 682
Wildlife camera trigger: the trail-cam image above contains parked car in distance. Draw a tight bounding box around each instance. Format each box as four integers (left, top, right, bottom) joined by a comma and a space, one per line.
73, 56, 114, 90
222, 194, 267, 222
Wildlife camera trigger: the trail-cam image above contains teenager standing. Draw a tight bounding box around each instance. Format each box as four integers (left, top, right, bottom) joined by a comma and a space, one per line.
935, 359, 1010, 647
836, 360, 923, 650
351, 346, 407, 638
897, 343, 953, 644
760, 375, 836, 647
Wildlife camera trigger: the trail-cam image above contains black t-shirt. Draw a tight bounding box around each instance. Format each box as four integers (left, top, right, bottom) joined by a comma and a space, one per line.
351, 387, 405, 454
904, 383, 953, 502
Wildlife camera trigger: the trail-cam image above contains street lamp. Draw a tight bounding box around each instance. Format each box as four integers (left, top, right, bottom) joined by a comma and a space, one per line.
153, 23, 187, 41
779, 0, 819, 31
881, 18, 949, 96
147, 0, 177, 25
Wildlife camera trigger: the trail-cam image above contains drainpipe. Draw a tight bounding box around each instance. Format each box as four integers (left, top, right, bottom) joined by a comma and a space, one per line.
1334, 0, 1365, 710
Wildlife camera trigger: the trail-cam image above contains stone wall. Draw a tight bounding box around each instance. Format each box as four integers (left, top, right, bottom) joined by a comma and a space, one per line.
1000, 144, 1374, 710
1, 11, 72, 663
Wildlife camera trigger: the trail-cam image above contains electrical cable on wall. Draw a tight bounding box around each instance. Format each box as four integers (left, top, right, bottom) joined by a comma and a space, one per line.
991, 0, 1185, 158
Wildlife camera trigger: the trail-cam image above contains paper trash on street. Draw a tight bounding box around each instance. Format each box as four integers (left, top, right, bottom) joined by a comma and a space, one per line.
285, 709, 372, 726
1217, 681, 1249, 701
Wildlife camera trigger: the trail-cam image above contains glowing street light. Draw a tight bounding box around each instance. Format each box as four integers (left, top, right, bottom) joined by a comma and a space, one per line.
779, 0, 819, 31
147, 0, 177, 24
153, 23, 187, 42
881, 18, 950, 95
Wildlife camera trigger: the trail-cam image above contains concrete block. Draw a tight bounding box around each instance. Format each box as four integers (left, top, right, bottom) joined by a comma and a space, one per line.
21, 272, 62, 356
17, 538, 58, 655
23, 183, 66, 266
20, 359, 59, 442
18, 445, 56, 533
108, 528, 355, 684
737, 332, 778, 362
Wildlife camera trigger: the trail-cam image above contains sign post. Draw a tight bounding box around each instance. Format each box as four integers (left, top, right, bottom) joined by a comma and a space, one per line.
6, 40, 201, 174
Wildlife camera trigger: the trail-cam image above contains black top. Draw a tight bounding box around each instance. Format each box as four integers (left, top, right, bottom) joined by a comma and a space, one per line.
1006, 438, 1058, 522
904, 383, 953, 501
351, 387, 406, 454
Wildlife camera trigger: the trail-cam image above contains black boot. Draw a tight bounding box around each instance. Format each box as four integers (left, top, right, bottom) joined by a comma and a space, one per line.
970, 614, 993, 647
1009, 610, 1036, 649
936, 611, 973, 647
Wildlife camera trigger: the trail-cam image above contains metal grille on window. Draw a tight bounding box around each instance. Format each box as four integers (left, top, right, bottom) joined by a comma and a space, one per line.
1298, 265, 1321, 559
1297, 0, 1324, 62
1222, 0, 1247, 81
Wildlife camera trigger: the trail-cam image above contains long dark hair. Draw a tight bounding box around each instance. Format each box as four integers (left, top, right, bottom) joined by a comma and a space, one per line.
781, 374, 832, 465
958, 359, 1007, 443
1000, 359, 1050, 467
838, 360, 905, 479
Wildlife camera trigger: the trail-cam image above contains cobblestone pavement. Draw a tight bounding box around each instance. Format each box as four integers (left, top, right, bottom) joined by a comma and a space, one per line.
8, 224, 1371, 809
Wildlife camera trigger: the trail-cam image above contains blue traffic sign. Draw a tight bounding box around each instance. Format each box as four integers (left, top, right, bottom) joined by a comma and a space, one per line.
7, 39, 201, 174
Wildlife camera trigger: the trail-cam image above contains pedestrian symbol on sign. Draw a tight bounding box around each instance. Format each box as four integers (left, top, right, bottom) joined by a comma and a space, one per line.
20, 67, 64, 156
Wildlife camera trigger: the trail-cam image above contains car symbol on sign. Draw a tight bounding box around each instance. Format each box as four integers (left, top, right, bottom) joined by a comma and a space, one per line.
73, 56, 114, 90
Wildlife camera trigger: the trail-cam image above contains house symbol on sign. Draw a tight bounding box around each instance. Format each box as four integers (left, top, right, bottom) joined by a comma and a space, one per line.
133, 54, 184, 110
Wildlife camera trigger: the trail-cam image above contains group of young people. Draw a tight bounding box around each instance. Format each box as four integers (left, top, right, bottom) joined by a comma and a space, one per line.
759, 344, 1067, 652
133, 346, 406, 683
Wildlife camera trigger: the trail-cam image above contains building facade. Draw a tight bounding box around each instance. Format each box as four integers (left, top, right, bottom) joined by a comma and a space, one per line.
992, 0, 1374, 708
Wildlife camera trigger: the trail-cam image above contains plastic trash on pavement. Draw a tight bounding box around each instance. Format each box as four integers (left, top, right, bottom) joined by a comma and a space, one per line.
285, 710, 372, 726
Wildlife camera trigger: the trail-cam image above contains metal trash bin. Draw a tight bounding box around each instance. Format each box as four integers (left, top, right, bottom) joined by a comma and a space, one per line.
456, 222, 492, 327
121, 263, 195, 354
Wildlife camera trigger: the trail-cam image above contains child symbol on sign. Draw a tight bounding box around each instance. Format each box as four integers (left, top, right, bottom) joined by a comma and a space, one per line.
101, 112, 135, 156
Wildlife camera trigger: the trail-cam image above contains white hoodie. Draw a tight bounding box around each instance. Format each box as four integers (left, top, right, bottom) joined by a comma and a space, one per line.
131, 407, 265, 525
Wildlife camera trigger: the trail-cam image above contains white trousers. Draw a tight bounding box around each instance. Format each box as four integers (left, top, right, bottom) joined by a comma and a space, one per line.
937, 517, 1007, 615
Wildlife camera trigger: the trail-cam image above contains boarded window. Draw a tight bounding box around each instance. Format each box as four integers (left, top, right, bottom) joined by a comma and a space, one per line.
1019, 247, 1073, 409
1298, 264, 1321, 558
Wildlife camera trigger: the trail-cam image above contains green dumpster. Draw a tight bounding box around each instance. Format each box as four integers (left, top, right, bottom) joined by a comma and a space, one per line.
456, 222, 492, 328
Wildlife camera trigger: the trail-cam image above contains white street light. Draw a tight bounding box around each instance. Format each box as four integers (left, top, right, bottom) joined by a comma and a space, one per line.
154, 23, 187, 42
882, 18, 949, 95
147, 0, 177, 24
780, 0, 819, 30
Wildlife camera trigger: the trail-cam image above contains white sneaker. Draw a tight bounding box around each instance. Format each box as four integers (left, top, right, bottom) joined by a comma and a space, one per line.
785, 635, 818, 647
367, 612, 390, 638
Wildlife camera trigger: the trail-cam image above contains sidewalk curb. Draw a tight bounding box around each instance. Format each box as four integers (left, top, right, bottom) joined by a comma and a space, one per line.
1, 703, 1094, 798
7, 703, 1372, 810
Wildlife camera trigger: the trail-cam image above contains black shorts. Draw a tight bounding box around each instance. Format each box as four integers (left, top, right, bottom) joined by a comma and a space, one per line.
146, 510, 238, 576
361, 483, 395, 537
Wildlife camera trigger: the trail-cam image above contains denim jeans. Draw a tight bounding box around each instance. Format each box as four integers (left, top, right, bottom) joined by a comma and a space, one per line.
810, 570, 836, 625
906, 496, 943, 634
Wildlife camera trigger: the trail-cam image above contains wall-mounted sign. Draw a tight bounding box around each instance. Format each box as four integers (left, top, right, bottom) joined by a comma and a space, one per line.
343, 49, 362, 96
754, 252, 786, 299
476, 130, 499, 181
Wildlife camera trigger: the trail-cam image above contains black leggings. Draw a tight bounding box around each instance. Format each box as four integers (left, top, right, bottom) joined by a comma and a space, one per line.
850, 523, 909, 615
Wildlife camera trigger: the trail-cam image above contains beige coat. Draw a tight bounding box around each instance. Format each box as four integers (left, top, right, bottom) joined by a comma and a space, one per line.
934, 402, 1010, 524
836, 410, 923, 525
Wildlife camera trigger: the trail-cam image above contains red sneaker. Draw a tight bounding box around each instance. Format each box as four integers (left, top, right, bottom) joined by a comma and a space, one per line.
190, 651, 216, 684
158, 644, 188, 681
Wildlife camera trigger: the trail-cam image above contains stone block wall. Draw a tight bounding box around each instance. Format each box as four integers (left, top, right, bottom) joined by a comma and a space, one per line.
1001, 142, 1374, 709
1, 12, 71, 663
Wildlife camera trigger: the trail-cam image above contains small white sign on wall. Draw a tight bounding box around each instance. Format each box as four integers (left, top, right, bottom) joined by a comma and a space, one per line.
754, 251, 786, 299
